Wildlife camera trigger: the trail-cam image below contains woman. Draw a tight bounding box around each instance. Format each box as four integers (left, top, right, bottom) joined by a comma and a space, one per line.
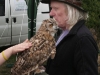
41, 0, 99, 75
0, 39, 32, 65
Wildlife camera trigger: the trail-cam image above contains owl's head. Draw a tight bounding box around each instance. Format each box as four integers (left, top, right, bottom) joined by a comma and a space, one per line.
39, 18, 58, 36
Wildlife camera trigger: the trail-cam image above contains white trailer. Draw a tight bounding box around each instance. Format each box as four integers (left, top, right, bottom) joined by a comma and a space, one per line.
0, 0, 49, 47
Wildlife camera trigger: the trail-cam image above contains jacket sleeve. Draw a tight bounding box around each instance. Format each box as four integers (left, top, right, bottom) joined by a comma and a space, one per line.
74, 36, 98, 75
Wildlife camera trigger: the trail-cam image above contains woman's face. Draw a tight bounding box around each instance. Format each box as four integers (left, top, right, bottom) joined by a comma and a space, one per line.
50, 1, 68, 30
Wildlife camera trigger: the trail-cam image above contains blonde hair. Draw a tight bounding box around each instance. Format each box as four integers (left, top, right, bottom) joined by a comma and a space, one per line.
64, 4, 88, 30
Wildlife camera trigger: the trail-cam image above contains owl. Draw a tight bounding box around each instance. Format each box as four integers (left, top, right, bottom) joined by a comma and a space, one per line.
11, 18, 57, 75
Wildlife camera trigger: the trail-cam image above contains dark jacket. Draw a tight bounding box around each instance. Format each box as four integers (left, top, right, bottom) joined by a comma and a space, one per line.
45, 20, 98, 75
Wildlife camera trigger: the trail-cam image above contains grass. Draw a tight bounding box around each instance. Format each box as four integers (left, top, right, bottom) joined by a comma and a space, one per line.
0, 55, 16, 75
0, 54, 48, 75
0, 45, 49, 75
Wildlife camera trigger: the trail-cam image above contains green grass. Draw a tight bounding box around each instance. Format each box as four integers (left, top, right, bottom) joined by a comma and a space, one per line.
0, 54, 48, 75
0, 55, 16, 75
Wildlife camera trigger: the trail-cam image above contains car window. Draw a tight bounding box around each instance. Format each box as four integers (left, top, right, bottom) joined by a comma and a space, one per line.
0, 0, 5, 16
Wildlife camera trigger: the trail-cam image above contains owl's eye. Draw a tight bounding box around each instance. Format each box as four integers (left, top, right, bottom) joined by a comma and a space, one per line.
49, 24, 53, 28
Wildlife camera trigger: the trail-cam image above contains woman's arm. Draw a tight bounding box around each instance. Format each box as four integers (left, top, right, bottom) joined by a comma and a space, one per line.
0, 39, 32, 65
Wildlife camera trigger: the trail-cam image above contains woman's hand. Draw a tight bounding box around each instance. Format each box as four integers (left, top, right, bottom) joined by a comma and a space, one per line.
11, 39, 32, 55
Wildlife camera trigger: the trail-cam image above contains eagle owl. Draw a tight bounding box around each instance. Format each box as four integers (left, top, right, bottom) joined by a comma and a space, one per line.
11, 18, 57, 75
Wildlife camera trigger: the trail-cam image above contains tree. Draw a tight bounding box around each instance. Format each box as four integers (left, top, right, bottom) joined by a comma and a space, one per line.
82, 0, 100, 42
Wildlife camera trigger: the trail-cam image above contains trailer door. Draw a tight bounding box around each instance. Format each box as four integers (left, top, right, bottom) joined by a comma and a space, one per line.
0, 0, 11, 47
10, 0, 28, 45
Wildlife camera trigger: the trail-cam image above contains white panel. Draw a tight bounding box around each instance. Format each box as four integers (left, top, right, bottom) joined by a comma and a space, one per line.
11, 34, 28, 44
10, 0, 28, 44
36, 2, 50, 31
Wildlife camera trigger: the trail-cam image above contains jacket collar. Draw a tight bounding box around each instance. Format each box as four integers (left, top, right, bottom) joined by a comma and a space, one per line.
68, 20, 86, 36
